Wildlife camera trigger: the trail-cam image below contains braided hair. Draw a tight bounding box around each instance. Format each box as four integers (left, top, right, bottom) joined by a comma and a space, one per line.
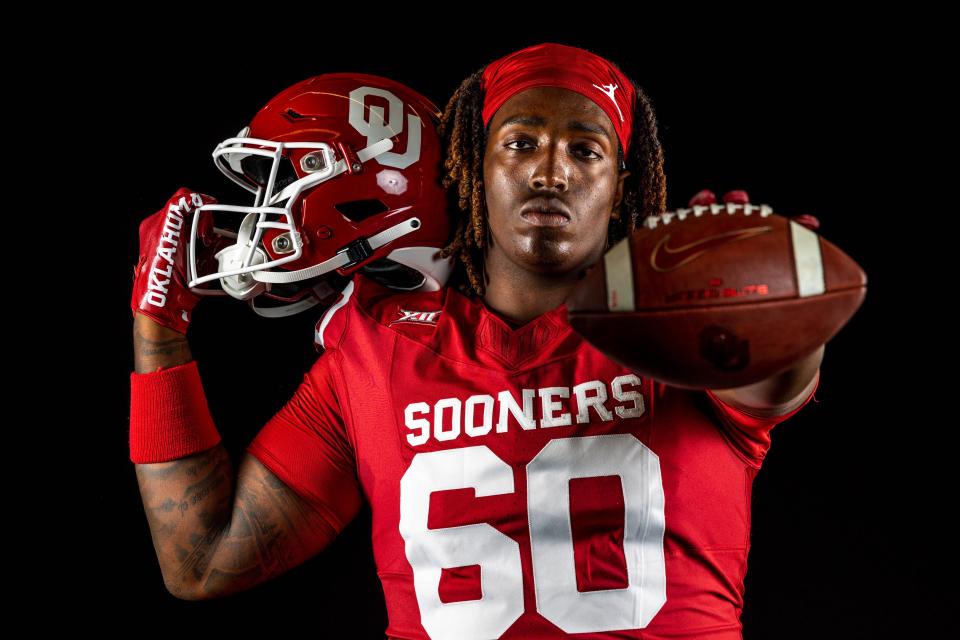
436, 61, 667, 298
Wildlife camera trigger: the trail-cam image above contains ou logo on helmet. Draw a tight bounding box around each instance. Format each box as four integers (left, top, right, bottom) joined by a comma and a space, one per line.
349, 86, 423, 170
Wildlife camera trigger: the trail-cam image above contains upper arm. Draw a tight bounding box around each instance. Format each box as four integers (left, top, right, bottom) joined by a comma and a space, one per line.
705, 369, 820, 465
709, 379, 807, 419
191, 350, 365, 600
710, 345, 825, 417
190, 452, 346, 600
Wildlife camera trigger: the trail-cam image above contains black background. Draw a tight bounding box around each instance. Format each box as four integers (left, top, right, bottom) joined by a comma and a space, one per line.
67, 18, 950, 638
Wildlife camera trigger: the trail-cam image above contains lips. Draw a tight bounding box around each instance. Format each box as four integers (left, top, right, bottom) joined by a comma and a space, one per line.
520, 198, 571, 227
520, 198, 571, 220
521, 211, 570, 227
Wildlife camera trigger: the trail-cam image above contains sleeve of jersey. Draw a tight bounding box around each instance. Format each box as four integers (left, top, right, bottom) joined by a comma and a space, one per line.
704, 368, 821, 465
245, 300, 362, 535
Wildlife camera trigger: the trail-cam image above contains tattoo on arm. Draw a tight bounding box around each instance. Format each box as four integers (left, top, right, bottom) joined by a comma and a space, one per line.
135, 445, 233, 597
193, 455, 336, 599
132, 315, 192, 373
136, 445, 337, 598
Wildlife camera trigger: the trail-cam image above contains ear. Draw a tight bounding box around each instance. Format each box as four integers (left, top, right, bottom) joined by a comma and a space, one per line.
611, 169, 632, 220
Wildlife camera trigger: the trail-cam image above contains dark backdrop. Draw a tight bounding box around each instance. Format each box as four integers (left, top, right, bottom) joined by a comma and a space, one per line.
70, 20, 949, 638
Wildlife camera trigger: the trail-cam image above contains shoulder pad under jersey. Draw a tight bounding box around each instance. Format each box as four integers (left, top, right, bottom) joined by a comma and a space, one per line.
313, 272, 448, 352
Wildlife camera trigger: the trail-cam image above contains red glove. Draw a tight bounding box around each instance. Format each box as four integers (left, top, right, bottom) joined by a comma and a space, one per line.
688, 188, 820, 231
721, 189, 749, 204
688, 189, 750, 207
687, 188, 717, 206
790, 213, 820, 231
131, 187, 225, 335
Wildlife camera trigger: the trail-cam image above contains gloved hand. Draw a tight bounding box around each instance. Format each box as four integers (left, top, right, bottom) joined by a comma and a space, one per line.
131, 187, 226, 335
687, 188, 820, 231
687, 188, 750, 206
687, 188, 718, 206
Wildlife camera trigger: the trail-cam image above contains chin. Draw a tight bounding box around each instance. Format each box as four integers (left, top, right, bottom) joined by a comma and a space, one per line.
514, 251, 579, 276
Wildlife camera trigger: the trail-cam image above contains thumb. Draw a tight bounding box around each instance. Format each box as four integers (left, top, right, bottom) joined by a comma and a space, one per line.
790, 214, 820, 231
688, 189, 717, 207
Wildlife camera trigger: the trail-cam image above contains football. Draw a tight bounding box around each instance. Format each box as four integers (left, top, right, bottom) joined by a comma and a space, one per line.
565, 202, 867, 390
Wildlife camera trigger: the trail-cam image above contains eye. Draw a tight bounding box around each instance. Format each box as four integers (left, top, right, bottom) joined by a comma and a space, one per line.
505, 139, 534, 150
576, 146, 602, 160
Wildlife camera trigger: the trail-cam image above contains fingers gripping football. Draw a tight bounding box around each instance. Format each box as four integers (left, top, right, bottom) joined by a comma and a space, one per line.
689, 188, 820, 231
131, 187, 223, 335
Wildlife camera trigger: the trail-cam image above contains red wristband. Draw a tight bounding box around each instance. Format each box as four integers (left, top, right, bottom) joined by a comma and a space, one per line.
129, 360, 222, 463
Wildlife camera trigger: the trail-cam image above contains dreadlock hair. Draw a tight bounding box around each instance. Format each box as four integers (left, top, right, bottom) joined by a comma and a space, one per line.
436, 61, 668, 299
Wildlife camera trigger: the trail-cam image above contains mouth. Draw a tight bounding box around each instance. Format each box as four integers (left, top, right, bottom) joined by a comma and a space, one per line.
520, 199, 572, 227
520, 211, 571, 227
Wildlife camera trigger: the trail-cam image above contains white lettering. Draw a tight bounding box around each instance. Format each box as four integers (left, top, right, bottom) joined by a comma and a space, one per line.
405, 402, 431, 446
434, 398, 461, 442
498, 389, 537, 433
612, 374, 645, 419
573, 380, 612, 423
465, 395, 494, 437
539, 386, 571, 428
143, 194, 199, 310
402, 376, 645, 447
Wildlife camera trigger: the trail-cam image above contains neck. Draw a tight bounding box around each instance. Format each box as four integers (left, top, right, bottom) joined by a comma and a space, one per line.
481, 254, 585, 327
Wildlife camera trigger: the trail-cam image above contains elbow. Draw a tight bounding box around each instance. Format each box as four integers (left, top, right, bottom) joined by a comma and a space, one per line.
164, 578, 200, 601
166, 583, 221, 602
163, 574, 216, 602
167, 574, 233, 601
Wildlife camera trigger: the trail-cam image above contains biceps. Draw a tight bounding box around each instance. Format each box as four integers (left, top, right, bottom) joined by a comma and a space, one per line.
195, 453, 352, 600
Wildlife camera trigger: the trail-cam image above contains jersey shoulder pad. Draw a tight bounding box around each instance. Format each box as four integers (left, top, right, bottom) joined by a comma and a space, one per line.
313, 272, 448, 351
359, 272, 447, 330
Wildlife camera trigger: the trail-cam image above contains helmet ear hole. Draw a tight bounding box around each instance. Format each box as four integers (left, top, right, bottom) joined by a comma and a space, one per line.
335, 199, 389, 222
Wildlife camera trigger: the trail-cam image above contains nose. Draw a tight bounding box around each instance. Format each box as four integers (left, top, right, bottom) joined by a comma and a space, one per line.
529, 144, 568, 192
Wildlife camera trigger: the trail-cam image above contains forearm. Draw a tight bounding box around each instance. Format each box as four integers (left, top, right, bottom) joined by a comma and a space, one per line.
134, 444, 234, 599
132, 313, 232, 599
134, 312, 193, 373
710, 343, 824, 415
131, 314, 335, 600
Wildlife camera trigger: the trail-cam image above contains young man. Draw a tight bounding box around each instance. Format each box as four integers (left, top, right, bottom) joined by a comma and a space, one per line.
131, 44, 822, 639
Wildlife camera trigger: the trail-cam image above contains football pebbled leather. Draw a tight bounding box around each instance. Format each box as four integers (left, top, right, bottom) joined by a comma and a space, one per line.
566, 202, 866, 389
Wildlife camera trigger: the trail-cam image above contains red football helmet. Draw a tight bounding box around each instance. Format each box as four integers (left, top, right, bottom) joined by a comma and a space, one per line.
186, 73, 455, 317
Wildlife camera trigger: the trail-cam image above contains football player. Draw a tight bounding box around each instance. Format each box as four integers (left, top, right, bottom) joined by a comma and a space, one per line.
131, 45, 823, 639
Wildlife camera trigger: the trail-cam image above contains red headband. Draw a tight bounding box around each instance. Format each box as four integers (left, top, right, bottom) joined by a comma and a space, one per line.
481, 42, 636, 159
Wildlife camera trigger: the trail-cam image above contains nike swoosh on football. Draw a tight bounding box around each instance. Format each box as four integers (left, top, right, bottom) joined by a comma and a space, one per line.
650, 226, 773, 273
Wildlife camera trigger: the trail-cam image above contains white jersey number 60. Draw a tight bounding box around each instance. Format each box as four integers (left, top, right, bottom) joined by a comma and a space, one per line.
399, 434, 666, 639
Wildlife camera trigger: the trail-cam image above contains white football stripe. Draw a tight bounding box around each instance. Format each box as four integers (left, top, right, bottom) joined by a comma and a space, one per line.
604, 238, 635, 312
790, 220, 825, 298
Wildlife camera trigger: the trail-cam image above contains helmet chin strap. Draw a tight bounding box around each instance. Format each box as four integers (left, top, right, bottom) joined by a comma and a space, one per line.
247, 292, 322, 318
245, 275, 348, 318
253, 216, 421, 284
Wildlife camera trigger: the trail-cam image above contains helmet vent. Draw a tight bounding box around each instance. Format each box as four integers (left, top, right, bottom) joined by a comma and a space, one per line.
335, 199, 389, 222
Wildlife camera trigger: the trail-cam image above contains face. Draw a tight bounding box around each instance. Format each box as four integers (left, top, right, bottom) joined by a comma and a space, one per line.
483, 86, 630, 279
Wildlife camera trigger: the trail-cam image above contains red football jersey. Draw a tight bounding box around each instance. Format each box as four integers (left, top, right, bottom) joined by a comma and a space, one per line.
246, 272, 819, 639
